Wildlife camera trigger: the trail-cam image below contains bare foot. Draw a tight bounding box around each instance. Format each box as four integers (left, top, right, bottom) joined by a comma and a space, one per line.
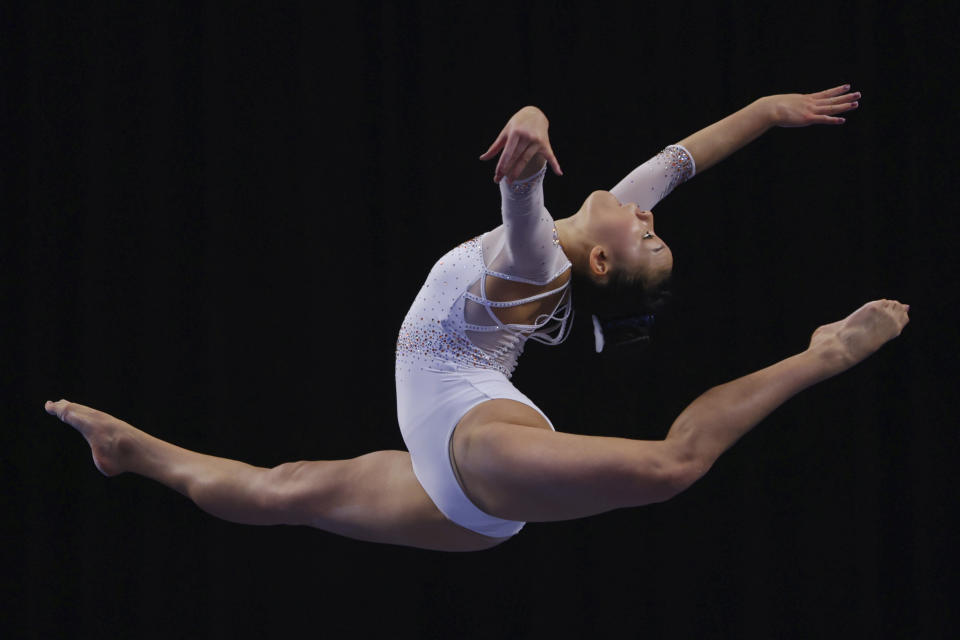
45, 399, 134, 476
808, 299, 910, 373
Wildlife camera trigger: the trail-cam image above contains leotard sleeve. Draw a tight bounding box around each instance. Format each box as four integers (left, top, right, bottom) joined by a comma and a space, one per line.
609, 144, 696, 210
491, 161, 567, 283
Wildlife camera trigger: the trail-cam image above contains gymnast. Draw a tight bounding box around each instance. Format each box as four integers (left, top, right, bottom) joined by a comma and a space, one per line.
46, 83, 909, 552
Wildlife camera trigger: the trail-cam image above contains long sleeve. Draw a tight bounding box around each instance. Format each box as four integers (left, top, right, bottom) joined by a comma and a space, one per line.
609, 144, 696, 210
486, 161, 568, 284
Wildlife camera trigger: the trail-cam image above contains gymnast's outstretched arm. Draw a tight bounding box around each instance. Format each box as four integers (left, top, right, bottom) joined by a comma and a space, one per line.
609, 84, 861, 210
676, 83, 861, 175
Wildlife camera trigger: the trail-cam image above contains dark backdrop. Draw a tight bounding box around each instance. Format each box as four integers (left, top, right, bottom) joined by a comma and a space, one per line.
5, 2, 959, 638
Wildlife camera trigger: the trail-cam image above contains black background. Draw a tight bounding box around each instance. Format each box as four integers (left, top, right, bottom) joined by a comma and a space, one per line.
5, 1, 959, 638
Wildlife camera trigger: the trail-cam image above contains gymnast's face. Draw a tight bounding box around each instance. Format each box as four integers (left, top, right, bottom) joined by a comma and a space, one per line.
583, 190, 673, 286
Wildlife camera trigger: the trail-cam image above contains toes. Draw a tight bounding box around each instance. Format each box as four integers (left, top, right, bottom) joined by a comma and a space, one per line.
47, 399, 81, 425
45, 399, 67, 419
58, 401, 75, 422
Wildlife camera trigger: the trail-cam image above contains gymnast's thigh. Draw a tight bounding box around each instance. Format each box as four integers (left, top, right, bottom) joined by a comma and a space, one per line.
451, 401, 684, 523
308, 449, 509, 552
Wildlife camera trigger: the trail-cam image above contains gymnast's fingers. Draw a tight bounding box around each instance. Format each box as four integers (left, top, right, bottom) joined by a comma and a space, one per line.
495, 134, 522, 183
544, 144, 563, 176
815, 114, 846, 125
819, 91, 861, 106
809, 83, 851, 98
511, 143, 541, 181
825, 101, 858, 113
479, 128, 507, 161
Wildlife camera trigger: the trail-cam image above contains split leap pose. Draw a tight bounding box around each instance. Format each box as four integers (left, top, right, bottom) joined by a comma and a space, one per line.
46, 83, 908, 552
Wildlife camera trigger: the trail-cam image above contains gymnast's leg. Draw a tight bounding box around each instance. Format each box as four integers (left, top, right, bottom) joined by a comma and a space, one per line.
44, 401, 505, 552
451, 299, 910, 522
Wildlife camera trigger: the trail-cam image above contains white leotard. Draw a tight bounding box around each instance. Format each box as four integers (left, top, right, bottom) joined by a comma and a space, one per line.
395, 144, 695, 538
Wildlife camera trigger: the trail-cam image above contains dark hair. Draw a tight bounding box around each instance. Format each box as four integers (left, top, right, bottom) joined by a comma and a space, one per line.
569, 267, 673, 352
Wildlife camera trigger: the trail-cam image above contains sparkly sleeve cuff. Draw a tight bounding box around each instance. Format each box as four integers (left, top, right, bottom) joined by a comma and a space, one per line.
668, 143, 696, 180
498, 162, 547, 199
608, 144, 696, 210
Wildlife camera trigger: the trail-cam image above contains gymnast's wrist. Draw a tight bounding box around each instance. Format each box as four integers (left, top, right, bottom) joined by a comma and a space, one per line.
752, 96, 781, 128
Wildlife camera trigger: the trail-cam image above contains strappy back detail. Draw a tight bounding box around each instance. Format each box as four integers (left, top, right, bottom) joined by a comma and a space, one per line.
461, 228, 573, 346
470, 278, 568, 309
463, 267, 573, 335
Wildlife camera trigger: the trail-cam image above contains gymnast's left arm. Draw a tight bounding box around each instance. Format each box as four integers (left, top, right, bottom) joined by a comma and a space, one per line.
677, 83, 861, 175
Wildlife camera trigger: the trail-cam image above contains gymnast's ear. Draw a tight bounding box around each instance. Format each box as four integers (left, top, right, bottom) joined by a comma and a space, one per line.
588, 246, 610, 279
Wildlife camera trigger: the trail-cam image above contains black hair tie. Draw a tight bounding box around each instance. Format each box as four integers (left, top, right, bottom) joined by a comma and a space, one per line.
591, 313, 656, 353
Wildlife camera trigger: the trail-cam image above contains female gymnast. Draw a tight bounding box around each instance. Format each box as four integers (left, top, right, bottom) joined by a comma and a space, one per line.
46, 83, 909, 552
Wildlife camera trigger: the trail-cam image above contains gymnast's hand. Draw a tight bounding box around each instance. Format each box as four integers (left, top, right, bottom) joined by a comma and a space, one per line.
763, 84, 861, 127
479, 106, 563, 183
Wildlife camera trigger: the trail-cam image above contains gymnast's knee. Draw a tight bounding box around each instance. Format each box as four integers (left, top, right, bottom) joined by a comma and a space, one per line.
633, 444, 708, 505
256, 460, 344, 526
660, 460, 705, 502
